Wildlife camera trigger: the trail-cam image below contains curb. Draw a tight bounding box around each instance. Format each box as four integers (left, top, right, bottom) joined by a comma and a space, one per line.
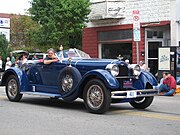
176, 88, 180, 94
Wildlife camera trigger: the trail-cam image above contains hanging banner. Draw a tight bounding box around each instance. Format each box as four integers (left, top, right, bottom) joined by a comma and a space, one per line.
158, 48, 170, 70
0, 28, 10, 41
0, 18, 10, 28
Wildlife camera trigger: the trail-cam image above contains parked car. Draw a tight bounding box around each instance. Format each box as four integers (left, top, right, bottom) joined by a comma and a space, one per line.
28, 52, 47, 60
0, 48, 158, 114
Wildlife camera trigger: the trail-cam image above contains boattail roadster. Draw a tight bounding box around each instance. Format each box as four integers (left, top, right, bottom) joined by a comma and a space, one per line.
0, 48, 158, 114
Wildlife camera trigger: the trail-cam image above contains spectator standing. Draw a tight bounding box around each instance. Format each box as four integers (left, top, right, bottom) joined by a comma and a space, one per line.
125, 59, 130, 68
57, 45, 64, 59
0, 56, 3, 72
5, 57, 12, 70
10, 52, 16, 67
22, 53, 28, 65
139, 61, 148, 71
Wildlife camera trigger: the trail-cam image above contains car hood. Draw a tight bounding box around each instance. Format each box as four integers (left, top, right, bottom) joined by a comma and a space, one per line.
72, 58, 126, 69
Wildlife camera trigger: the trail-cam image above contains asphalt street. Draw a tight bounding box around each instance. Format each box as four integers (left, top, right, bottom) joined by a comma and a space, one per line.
0, 86, 180, 135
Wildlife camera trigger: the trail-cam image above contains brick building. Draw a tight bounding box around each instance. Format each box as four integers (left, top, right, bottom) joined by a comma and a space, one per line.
82, 0, 180, 75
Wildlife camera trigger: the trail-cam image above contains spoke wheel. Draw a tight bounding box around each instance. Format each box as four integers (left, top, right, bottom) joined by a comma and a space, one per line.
6, 75, 23, 102
130, 96, 154, 109
58, 66, 82, 101
87, 85, 104, 110
83, 79, 111, 114
7, 79, 18, 98
62, 74, 73, 92
130, 85, 154, 109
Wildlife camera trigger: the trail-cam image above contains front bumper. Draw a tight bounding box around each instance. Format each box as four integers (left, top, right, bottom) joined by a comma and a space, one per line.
111, 89, 158, 99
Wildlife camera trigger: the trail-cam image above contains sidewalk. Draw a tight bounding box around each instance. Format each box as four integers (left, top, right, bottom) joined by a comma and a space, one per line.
175, 85, 180, 94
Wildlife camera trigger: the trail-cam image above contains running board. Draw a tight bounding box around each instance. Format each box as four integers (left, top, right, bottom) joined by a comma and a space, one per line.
20, 92, 61, 98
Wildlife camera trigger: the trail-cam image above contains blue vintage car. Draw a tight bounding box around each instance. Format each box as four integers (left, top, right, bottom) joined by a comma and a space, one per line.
0, 48, 158, 114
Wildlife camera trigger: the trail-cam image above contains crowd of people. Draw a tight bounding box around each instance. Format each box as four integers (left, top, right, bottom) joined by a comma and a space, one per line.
0, 52, 28, 72
0, 45, 64, 71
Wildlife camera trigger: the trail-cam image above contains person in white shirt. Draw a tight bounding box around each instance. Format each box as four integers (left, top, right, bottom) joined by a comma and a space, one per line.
22, 53, 28, 65
5, 57, 12, 70
0, 56, 3, 70
139, 61, 148, 71
57, 45, 64, 59
125, 59, 130, 68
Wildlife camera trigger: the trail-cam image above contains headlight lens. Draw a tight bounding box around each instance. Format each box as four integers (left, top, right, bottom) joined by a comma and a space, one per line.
106, 64, 119, 77
133, 65, 141, 76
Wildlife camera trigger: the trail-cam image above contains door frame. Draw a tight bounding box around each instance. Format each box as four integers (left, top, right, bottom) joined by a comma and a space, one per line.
145, 28, 165, 68
145, 40, 164, 68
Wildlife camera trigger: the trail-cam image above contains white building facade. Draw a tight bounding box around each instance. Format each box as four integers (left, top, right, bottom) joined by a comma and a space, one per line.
82, 0, 180, 75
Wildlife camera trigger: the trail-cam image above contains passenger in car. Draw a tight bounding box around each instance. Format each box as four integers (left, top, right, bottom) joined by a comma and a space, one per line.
44, 48, 59, 64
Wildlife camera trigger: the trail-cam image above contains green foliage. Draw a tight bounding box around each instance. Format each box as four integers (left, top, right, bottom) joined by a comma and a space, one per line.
0, 34, 11, 61
29, 0, 91, 48
10, 15, 41, 50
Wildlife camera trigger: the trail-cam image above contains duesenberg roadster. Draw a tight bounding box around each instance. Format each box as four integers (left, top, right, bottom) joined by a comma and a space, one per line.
0, 49, 158, 114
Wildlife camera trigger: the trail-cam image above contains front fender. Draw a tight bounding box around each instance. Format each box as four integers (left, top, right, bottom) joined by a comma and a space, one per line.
133, 71, 158, 89
63, 69, 119, 101
1, 67, 30, 92
81, 69, 119, 89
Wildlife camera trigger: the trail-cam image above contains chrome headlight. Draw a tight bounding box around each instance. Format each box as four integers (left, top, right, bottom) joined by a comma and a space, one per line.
133, 65, 141, 76
106, 64, 119, 77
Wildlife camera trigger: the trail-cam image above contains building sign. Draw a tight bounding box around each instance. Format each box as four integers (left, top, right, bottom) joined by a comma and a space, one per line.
0, 18, 10, 28
133, 29, 141, 42
0, 28, 10, 41
133, 10, 140, 29
89, 1, 125, 21
158, 48, 170, 70
133, 10, 141, 42
107, 1, 125, 18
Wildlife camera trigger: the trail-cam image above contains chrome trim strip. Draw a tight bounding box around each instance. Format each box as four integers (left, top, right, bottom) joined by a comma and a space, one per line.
21, 92, 61, 97
116, 76, 135, 79
111, 89, 158, 99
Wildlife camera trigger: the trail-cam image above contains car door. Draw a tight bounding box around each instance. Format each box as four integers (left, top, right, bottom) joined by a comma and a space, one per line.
39, 62, 66, 86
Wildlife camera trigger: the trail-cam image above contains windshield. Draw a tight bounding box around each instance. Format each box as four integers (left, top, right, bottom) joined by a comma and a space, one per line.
57, 48, 90, 59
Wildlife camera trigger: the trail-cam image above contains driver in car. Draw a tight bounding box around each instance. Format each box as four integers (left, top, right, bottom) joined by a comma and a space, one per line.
44, 48, 59, 64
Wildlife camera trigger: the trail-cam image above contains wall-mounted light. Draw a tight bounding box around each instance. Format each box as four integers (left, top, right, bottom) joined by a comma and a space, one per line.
141, 50, 145, 56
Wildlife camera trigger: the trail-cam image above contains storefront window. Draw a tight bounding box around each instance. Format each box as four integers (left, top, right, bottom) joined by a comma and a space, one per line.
101, 43, 132, 62
98, 29, 132, 42
147, 31, 163, 38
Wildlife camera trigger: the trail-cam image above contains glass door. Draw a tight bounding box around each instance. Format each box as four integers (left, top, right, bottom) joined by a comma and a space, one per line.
147, 42, 162, 76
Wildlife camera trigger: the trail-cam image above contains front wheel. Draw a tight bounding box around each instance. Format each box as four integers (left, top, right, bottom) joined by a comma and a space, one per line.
83, 79, 111, 114
6, 75, 23, 102
129, 96, 154, 109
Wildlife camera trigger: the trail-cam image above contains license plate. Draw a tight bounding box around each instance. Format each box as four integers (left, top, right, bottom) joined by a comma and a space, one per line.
127, 91, 137, 98
123, 80, 133, 88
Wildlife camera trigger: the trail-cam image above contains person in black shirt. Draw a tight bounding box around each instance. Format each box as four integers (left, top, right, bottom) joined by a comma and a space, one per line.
44, 48, 58, 64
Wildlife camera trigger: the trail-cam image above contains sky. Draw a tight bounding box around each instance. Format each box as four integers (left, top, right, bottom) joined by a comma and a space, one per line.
0, 0, 31, 15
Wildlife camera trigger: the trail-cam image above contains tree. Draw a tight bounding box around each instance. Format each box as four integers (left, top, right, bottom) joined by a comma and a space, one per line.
10, 15, 40, 50
29, 0, 91, 49
0, 34, 10, 61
